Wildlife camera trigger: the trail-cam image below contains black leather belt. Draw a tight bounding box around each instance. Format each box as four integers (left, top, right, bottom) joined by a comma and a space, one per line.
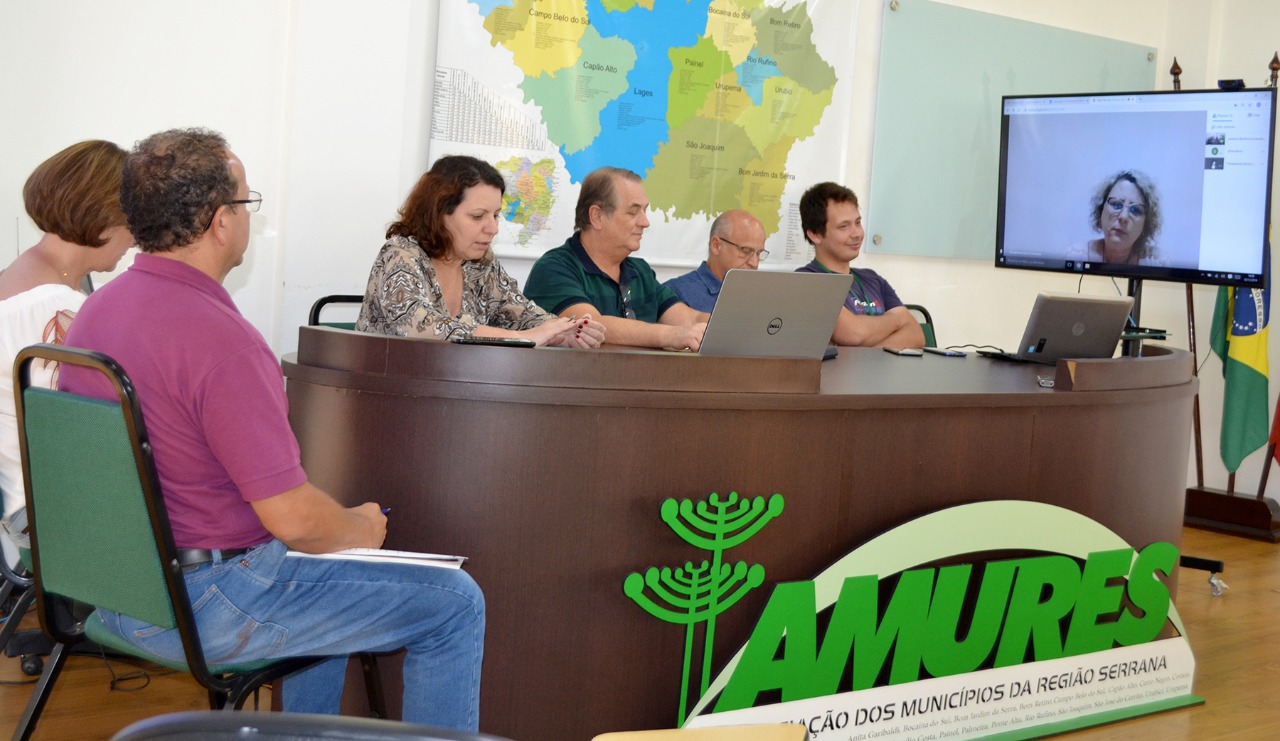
176, 547, 250, 572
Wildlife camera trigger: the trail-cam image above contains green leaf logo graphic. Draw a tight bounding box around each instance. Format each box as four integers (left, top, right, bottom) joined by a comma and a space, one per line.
623, 491, 782, 724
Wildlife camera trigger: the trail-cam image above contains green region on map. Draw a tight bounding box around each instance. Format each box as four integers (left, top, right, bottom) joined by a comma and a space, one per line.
475, 0, 837, 237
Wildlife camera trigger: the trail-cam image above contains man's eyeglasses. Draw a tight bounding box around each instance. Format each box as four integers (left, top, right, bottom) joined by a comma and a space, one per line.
204, 190, 263, 231
233, 190, 264, 213
619, 282, 637, 320
1105, 197, 1145, 219
719, 236, 769, 261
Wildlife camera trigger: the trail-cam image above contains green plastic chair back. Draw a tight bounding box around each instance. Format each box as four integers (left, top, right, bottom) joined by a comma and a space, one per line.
307, 294, 363, 331
11, 345, 365, 741
905, 303, 937, 348
23, 387, 176, 629
920, 322, 937, 348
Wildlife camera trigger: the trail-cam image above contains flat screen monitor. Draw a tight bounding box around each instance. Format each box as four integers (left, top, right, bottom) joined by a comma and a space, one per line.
996, 87, 1274, 288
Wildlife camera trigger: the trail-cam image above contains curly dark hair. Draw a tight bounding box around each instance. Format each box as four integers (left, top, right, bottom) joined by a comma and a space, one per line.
23, 140, 127, 247
799, 182, 858, 245
1089, 170, 1162, 260
121, 128, 238, 253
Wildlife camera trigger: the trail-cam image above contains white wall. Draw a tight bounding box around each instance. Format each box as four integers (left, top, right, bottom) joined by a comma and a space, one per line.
1, 0, 1276, 492
0, 0, 296, 340
274, 0, 437, 347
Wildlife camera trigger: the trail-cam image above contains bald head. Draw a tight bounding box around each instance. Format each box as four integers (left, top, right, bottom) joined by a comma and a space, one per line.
707, 209, 767, 279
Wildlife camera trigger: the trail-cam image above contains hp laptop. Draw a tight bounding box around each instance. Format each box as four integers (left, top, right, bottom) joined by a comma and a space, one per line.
698, 270, 852, 359
979, 292, 1134, 364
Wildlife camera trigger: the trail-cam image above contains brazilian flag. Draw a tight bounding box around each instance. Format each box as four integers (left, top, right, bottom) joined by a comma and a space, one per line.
1210, 272, 1270, 473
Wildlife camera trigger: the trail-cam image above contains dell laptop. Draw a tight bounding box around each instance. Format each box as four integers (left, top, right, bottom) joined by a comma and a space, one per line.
980, 292, 1134, 365
698, 270, 852, 359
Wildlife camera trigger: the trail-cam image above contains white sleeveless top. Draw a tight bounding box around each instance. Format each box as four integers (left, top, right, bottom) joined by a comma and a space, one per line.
0, 284, 84, 565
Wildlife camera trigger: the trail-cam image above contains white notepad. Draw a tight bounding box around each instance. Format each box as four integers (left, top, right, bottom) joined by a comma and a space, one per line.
287, 547, 467, 569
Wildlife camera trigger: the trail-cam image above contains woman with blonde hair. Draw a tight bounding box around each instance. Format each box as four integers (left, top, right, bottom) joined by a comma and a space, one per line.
1067, 170, 1166, 266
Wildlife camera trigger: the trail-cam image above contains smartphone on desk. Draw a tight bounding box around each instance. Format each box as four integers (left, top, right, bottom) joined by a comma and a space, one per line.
450, 336, 536, 348
883, 347, 923, 356
922, 347, 966, 357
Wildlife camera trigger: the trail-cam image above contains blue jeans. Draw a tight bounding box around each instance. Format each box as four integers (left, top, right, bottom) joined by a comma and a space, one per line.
90, 539, 484, 730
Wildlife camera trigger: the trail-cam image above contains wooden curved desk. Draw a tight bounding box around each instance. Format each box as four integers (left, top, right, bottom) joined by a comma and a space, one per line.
282, 328, 1196, 741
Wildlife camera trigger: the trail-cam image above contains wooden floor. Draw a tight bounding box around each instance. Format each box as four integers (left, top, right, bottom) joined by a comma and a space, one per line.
2, 526, 1278, 740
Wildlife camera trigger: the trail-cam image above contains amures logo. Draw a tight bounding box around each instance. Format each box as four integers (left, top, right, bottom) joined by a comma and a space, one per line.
626, 499, 1193, 735
713, 540, 1175, 713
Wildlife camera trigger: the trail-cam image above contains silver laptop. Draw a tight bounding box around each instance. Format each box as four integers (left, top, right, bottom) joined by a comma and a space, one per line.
698, 270, 852, 359
980, 292, 1134, 365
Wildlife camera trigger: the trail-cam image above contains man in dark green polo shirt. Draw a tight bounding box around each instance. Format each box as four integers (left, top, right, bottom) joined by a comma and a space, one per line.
524, 167, 709, 351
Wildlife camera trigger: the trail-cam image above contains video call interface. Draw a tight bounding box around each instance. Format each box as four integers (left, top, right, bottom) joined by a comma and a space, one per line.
996, 88, 1274, 288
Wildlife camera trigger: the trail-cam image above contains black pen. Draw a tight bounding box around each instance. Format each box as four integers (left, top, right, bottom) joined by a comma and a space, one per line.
381, 507, 391, 515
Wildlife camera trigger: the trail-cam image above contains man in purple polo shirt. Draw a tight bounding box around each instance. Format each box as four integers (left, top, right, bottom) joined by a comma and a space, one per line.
59, 129, 484, 730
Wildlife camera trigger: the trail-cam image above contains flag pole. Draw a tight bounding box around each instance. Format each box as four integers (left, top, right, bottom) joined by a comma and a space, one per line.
1259, 442, 1275, 499
1169, 59, 1214, 491
1254, 54, 1280, 502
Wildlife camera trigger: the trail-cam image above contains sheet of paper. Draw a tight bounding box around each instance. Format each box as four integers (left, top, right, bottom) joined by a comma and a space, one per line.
286, 547, 467, 569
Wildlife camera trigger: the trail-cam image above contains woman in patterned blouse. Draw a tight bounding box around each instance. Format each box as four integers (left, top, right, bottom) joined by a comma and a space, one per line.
356, 155, 605, 347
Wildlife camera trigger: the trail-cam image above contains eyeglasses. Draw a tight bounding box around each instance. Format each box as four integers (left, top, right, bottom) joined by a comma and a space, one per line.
204, 190, 263, 231
1105, 197, 1145, 219
719, 236, 769, 261
619, 282, 637, 320
233, 190, 263, 213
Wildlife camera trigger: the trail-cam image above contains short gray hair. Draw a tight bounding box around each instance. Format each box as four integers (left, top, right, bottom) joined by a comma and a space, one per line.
575, 167, 642, 231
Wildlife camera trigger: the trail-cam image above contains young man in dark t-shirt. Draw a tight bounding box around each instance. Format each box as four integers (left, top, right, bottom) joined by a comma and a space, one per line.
796, 182, 924, 348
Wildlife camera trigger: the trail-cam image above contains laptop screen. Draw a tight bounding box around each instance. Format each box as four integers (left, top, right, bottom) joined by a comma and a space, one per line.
1014, 292, 1134, 364
699, 270, 851, 359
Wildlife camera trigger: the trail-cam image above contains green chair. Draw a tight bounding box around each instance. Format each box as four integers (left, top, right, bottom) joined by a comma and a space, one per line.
904, 303, 936, 348
307, 294, 364, 330
12, 344, 383, 741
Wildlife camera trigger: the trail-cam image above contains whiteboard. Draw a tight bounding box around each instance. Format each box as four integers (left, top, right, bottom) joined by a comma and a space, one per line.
869, 0, 1157, 260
